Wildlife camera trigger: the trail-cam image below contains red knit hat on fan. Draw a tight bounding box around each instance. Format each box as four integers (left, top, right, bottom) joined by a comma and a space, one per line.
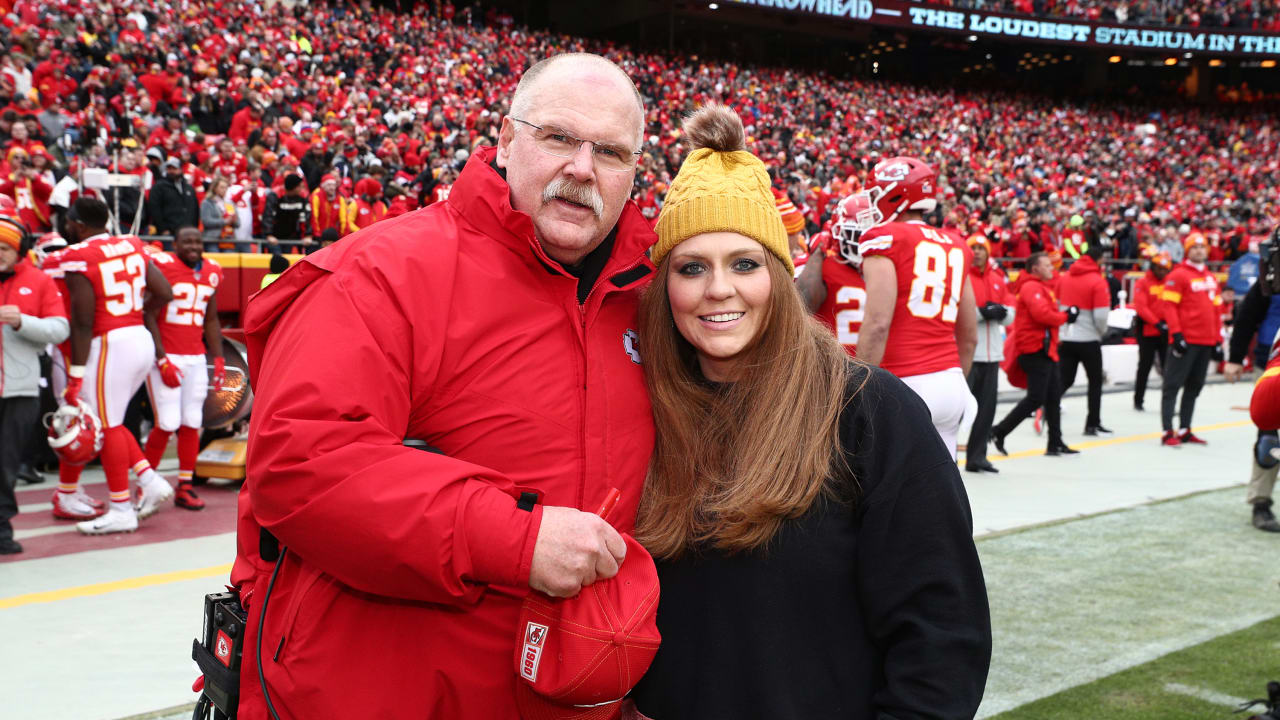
514, 535, 661, 719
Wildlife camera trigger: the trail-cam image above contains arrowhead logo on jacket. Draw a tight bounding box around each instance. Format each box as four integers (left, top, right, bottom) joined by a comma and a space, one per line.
623, 329, 641, 365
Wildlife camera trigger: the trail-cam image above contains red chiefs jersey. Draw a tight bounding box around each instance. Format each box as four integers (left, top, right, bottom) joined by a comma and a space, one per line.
430, 183, 453, 205
213, 152, 248, 180
859, 221, 973, 377
152, 251, 222, 355
1161, 262, 1222, 346
351, 198, 388, 231
813, 259, 866, 358
58, 234, 151, 336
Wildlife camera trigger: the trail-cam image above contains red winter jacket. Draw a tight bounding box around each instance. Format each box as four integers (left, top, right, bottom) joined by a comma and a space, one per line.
1056, 255, 1108, 310
969, 261, 1012, 363
1161, 262, 1222, 346
1056, 255, 1110, 343
230, 146, 657, 719
1009, 273, 1069, 361
1132, 271, 1166, 338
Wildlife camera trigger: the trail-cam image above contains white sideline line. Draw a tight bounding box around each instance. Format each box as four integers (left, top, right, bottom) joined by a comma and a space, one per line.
15, 525, 79, 541
19, 502, 53, 514
1163, 683, 1249, 708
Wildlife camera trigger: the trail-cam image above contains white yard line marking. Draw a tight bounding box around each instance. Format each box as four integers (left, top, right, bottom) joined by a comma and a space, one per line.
1163, 682, 1250, 708
14, 525, 80, 541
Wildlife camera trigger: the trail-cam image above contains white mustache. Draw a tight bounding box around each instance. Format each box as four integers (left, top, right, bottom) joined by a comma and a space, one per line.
542, 177, 603, 218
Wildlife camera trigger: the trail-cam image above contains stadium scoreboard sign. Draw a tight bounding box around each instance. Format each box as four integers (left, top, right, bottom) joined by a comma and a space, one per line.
727, 0, 1280, 56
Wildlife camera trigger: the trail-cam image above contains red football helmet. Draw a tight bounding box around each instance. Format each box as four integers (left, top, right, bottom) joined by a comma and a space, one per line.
829, 193, 878, 267
45, 401, 104, 466
864, 156, 937, 227
33, 232, 67, 263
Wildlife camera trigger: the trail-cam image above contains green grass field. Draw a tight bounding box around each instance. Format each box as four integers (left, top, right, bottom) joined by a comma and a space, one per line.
991, 615, 1280, 719
975, 486, 1280, 717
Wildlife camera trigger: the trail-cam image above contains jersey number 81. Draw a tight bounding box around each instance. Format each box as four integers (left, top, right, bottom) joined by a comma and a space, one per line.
907, 232, 965, 322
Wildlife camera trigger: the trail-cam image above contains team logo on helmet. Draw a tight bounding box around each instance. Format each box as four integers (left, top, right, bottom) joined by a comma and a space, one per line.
875, 161, 911, 183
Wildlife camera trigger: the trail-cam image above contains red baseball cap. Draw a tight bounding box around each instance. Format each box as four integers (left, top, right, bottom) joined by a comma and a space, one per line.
514, 534, 661, 720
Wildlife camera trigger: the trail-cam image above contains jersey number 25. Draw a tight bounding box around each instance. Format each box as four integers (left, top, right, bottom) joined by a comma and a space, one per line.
166, 282, 216, 326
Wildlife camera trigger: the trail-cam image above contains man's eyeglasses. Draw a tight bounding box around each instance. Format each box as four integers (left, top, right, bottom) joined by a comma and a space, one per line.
509, 117, 641, 173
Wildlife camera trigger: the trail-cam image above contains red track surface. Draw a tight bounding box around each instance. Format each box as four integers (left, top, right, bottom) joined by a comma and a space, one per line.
4, 478, 241, 563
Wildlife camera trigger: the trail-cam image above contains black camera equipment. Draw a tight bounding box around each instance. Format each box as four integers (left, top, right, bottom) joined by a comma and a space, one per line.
191, 591, 247, 720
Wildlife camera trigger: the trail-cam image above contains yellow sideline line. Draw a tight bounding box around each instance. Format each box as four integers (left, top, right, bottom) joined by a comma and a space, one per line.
0, 563, 232, 610
985, 419, 1252, 461
0, 419, 1256, 611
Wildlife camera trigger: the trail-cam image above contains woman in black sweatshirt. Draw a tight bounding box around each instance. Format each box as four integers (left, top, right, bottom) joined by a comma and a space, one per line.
628, 104, 991, 720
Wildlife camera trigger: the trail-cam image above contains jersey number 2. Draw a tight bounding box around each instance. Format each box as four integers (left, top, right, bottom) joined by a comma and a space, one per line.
835, 285, 866, 346
907, 237, 965, 322
101, 254, 146, 317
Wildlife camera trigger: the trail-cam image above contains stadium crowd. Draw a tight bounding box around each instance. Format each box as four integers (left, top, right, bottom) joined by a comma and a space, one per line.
938, 0, 1280, 29
0, 0, 1274, 263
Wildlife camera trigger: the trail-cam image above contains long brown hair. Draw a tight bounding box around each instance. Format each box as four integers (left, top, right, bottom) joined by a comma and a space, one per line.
635, 251, 858, 560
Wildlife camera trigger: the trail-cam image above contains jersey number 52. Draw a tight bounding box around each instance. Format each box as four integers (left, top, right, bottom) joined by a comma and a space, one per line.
101, 255, 146, 317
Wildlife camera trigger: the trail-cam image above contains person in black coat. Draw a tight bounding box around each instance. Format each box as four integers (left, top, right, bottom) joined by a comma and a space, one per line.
146, 158, 199, 237
629, 106, 990, 720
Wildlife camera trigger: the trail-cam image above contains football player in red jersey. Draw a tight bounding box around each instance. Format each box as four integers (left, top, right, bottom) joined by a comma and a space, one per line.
856, 157, 978, 459
142, 227, 225, 510
54, 198, 175, 534
797, 194, 871, 358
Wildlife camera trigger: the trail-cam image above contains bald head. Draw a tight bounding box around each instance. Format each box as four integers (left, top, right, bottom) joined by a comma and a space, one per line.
497, 53, 646, 268
510, 53, 644, 146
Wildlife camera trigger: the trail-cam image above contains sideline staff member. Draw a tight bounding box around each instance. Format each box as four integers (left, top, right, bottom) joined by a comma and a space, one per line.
0, 218, 69, 554
993, 252, 1081, 456
965, 235, 1014, 473
1160, 233, 1221, 447
229, 54, 657, 719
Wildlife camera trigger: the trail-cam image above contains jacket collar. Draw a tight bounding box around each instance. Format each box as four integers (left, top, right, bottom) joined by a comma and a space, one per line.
446, 146, 655, 289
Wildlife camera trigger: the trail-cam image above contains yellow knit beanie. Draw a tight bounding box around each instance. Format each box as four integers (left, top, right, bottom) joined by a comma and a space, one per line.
652, 105, 792, 273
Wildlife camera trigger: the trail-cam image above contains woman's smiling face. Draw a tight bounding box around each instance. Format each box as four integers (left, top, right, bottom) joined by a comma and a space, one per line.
666, 231, 773, 382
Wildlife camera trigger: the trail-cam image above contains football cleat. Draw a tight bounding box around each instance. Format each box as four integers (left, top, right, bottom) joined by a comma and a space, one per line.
174, 484, 206, 511
76, 507, 138, 535
51, 490, 105, 520
73, 489, 105, 510
136, 475, 175, 519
